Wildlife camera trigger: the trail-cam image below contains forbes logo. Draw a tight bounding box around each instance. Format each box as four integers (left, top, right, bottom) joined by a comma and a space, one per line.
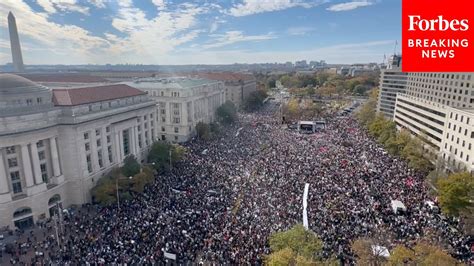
408, 15, 469, 31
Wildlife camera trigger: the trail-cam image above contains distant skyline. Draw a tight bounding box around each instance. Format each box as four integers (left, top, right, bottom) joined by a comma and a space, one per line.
0, 0, 402, 65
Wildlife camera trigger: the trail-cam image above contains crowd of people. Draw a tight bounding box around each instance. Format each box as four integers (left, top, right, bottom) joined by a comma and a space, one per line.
2, 101, 472, 265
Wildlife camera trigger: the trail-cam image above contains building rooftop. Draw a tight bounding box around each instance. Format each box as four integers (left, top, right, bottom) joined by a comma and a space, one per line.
52, 84, 146, 106
19, 73, 108, 83
0, 73, 50, 95
124, 77, 220, 90
195, 72, 255, 82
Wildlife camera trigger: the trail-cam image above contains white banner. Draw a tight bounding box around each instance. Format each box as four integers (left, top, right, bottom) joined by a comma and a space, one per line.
303, 183, 309, 229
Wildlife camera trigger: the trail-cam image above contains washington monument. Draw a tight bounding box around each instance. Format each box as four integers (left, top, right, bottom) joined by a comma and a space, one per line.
8, 11, 25, 72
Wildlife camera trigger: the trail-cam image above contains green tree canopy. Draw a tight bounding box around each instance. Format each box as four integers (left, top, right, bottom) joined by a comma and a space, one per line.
268, 224, 324, 264
387, 242, 459, 266
196, 122, 211, 140
147, 142, 187, 172
121, 155, 140, 177
244, 89, 268, 112
216, 101, 237, 124
437, 172, 474, 216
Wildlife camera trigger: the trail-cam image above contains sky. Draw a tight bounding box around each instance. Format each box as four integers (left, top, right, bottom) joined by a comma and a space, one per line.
0, 0, 402, 65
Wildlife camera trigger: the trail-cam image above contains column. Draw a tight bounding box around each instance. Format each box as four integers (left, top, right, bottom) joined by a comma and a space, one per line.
101, 128, 109, 166
49, 137, 61, 177
20, 144, 34, 187
30, 142, 43, 184
114, 131, 121, 162
130, 127, 137, 155
0, 152, 10, 194
118, 131, 124, 161
90, 132, 99, 171
140, 123, 146, 148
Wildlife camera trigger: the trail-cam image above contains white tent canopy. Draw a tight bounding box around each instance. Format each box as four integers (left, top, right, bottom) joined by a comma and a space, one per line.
391, 200, 407, 214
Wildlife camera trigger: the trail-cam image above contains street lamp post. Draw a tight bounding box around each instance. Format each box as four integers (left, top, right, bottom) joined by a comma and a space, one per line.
116, 176, 133, 211
169, 148, 172, 171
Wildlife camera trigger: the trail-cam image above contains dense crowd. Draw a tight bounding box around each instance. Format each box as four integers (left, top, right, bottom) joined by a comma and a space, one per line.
3, 101, 473, 265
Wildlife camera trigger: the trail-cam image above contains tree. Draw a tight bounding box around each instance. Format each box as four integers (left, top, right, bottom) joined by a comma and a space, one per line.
148, 142, 171, 171
147, 142, 187, 172
216, 101, 237, 124
385, 129, 411, 156
386, 245, 415, 265
437, 172, 474, 216
121, 155, 140, 177
268, 224, 324, 264
401, 137, 433, 172
130, 166, 155, 193
354, 84, 369, 95
387, 242, 459, 266
357, 99, 377, 127
352, 238, 387, 266
286, 98, 300, 120
196, 122, 211, 140
91, 176, 117, 205
171, 144, 186, 162
244, 89, 268, 112
267, 79, 277, 89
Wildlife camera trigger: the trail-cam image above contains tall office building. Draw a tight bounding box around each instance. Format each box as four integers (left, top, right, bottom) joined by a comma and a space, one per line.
376, 55, 408, 118
8, 12, 25, 72
393, 72, 474, 173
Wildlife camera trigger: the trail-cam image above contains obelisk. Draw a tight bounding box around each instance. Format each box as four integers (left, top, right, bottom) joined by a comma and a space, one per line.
8, 12, 25, 72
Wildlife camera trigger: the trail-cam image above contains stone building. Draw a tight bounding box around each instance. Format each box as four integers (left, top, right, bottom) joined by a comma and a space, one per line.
0, 74, 157, 229
125, 77, 225, 142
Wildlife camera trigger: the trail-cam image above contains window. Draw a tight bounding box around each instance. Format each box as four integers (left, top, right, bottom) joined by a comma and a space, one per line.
86, 155, 92, 173
6, 146, 16, 154
8, 158, 18, 168
174, 127, 179, 133
37, 140, 44, 148
123, 130, 130, 155
10, 171, 22, 194
106, 126, 110, 133
97, 139, 101, 147
36, 97, 42, 103
173, 117, 180, 124
174, 136, 179, 141
38, 151, 45, 160
84, 132, 89, 140
26, 99, 33, 105
107, 135, 111, 144
85, 143, 90, 151
98, 152, 103, 168
40, 163, 48, 183
108, 146, 113, 163
162, 127, 165, 132
96, 129, 100, 136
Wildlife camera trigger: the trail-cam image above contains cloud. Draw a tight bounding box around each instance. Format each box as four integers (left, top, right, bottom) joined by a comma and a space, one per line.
286, 26, 315, 36
228, 0, 322, 17
202, 31, 275, 49
326, 1, 373, 12
1, 0, 107, 63
151, 0, 166, 10
106, 2, 215, 59
37, 0, 90, 15
87, 0, 107, 9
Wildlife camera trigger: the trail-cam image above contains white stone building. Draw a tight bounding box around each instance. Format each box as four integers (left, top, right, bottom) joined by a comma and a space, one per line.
393, 72, 474, 173
125, 77, 225, 142
195, 73, 257, 108
0, 74, 157, 229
